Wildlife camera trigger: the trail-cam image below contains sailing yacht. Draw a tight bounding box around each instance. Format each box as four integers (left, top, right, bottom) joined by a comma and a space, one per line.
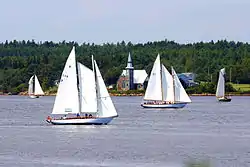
28, 75, 44, 98
46, 47, 118, 125
141, 54, 191, 108
216, 68, 231, 102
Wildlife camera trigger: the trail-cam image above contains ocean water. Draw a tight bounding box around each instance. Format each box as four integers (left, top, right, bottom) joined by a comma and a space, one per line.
0, 95, 250, 167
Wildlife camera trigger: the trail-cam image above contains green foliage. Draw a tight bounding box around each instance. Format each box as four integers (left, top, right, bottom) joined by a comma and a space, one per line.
109, 89, 145, 95
186, 82, 236, 94
232, 83, 250, 92
185, 159, 210, 167
186, 82, 216, 94
185, 162, 210, 167
225, 83, 237, 92
0, 39, 250, 93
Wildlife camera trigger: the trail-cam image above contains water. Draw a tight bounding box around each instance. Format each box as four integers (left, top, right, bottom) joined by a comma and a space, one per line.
0, 96, 250, 167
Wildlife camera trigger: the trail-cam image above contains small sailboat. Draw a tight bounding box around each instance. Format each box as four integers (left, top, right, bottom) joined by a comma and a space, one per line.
216, 68, 231, 102
141, 54, 191, 108
28, 75, 44, 98
46, 47, 118, 125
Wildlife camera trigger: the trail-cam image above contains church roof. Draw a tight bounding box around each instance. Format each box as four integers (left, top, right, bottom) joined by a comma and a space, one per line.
126, 52, 134, 69
121, 70, 148, 84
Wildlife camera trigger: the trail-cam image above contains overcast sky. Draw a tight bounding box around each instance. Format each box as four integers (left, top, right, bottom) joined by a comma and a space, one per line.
0, 0, 249, 44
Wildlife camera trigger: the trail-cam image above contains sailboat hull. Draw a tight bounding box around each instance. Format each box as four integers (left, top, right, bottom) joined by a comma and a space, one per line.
29, 95, 39, 99
47, 117, 116, 125
217, 97, 231, 102
141, 103, 187, 108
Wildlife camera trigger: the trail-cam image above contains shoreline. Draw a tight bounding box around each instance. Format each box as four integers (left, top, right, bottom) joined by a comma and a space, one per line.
1, 92, 250, 96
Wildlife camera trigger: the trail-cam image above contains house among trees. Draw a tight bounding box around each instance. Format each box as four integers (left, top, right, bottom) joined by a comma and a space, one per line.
117, 53, 148, 91
178, 73, 198, 87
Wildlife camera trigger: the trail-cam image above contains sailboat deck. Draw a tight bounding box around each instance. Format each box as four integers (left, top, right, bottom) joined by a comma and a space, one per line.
55, 116, 96, 120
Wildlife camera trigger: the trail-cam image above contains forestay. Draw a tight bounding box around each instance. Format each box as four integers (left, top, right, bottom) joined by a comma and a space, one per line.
52, 47, 79, 115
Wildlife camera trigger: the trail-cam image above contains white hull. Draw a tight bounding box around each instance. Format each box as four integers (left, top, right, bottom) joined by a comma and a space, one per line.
141, 102, 187, 108
47, 116, 117, 125
29, 95, 39, 99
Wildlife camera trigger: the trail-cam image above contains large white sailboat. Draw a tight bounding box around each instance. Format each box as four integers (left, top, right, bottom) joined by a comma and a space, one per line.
216, 68, 231, 102
46, 47, 118, 125
28, 75, 44, 98
141, 54, 191, 108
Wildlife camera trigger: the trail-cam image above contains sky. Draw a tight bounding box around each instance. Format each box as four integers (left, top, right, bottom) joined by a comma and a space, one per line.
0, 0, 249, 44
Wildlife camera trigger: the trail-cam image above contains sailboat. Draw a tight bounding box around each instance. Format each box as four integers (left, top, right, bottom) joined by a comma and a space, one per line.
216, 68, 231, 102
28, 75, 44, 98
46, 47, 118, 125
141, 54, 191, 108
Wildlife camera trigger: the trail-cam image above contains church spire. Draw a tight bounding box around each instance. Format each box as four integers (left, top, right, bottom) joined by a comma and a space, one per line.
126, 52, 134, 69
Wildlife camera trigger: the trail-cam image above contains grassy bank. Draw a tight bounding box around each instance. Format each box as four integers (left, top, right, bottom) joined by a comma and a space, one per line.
231, 83, 250, 92
2, 83, 250, 96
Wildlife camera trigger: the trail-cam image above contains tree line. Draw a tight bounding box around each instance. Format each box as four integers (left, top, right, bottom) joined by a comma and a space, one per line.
0, 39, 250, 94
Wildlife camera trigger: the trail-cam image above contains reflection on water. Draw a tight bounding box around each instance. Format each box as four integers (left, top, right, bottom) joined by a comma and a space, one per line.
0, 95, 250, 167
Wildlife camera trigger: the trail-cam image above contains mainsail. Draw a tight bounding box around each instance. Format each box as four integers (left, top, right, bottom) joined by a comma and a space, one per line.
52, 47, 79, 115
28, 75, 34, 95
216, 68, 225, 97
77, 62, 97, 113
161, 65, 174, 102
144, 54, 162, 101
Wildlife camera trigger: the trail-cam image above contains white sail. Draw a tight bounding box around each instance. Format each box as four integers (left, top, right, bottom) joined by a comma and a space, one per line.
144, 54, 162, 101
52, 47, 79, 115
94, 60, 117, 117
34, 75, 44, 95
216, 68, 225, 97
172, 67, 192, 103
28, 75, 34, 95
77, 62, 97, 114
161, 65, 175, 102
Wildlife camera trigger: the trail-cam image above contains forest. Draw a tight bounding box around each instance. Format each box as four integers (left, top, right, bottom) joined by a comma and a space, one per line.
0, 39, 250, 94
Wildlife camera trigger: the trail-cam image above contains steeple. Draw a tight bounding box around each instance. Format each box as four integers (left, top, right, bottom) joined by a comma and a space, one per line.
126, 52, 134, 69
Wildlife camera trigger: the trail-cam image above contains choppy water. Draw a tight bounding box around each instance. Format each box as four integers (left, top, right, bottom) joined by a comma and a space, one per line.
0, 96, 250, 167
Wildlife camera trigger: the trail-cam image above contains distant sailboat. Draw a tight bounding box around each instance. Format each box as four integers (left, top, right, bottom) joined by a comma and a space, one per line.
46, 47, 118, 125
216, 68, 231, 102
141, 54, 191, 108
28, 75, 44, 98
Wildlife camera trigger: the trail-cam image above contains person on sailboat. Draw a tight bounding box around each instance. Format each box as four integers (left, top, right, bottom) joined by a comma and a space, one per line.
47, 116, 51, 121
77, 113, 80, 118
63, 115, 67, 119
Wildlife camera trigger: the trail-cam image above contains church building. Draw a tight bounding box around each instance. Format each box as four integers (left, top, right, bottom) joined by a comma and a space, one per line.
116, 53, 148, 91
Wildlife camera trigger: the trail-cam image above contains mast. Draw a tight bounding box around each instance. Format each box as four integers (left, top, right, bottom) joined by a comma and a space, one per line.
74, 46, 81, 114
33, 75, 35, 95
171, 67, 175, 102
92, 55, 99, 114
160, 57, 163, 101
224, 69, 226, 98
